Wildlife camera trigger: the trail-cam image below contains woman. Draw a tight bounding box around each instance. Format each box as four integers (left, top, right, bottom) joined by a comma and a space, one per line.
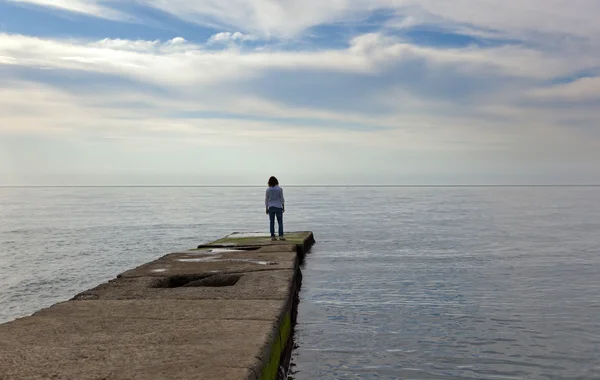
265, 176, 285, 241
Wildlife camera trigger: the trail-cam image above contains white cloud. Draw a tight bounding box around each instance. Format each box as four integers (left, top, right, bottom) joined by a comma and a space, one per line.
2, 66, 600, 185
529, 77, 600, 102
1, 32, 598, 147
0, 32, 590, 93
2, 75, 598, 156
0, 55, 17, 64
144, 0, 369, 39
144, 0, 600, 54
208, 32, 257, 44
8, 0, 126, 20
11, 0, 600, 45
2, 1, 600, 184
388, 0, 600, 45
0, 80, 400, 148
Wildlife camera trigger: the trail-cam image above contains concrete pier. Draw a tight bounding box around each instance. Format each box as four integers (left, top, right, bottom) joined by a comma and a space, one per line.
0, 231, 315, 380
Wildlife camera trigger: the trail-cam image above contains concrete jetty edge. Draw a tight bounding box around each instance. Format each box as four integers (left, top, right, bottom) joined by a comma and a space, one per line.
0, 231, 315, 380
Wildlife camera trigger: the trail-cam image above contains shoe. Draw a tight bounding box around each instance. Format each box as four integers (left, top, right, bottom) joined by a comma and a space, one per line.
279, 236, 286, 241
271, 236, 277, 241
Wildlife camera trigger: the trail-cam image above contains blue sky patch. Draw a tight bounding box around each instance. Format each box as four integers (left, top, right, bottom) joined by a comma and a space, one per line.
546, 69, 600, 85
0, 1, 218, 43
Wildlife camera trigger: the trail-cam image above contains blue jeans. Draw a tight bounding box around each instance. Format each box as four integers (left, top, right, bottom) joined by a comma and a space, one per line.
268, 207, 284, 237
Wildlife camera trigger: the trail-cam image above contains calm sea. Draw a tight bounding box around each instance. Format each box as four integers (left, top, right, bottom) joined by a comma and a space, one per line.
1, 186, 599, 379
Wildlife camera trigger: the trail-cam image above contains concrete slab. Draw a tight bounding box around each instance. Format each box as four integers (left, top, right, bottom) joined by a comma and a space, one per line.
119, 250, 297, 279
0, 317, 274, 350
1, 363, 255, 380
0, 317, 274, 379
206, 231, 313, 248
73, 270, 296, 301
32, 299, 288, 321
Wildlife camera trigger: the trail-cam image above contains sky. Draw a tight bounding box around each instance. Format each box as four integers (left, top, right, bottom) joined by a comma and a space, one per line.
0, 0, 599, 185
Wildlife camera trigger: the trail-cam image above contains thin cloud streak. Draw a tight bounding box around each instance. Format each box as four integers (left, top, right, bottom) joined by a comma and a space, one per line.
0, 32, 592, 86
7, 0, 127, 20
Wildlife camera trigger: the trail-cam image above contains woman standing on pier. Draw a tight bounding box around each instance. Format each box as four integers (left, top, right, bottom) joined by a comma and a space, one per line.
265, 176, 285, 241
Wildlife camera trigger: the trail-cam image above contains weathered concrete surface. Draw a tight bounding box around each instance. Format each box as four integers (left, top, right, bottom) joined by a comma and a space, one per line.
201, 231, 316, 259
31, 299, 288, 320
0, 231, 315, 380
73, 270, 296, 301
118, 245, 298, 278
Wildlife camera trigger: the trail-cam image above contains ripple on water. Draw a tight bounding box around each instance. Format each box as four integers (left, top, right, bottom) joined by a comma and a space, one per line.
291, 187, 600, 380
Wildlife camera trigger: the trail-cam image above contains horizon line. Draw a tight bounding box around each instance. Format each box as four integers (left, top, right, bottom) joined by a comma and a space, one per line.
1, 184, 600, 188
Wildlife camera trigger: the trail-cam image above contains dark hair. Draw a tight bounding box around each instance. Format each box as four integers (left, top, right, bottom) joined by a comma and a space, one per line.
268, 176, 279, 187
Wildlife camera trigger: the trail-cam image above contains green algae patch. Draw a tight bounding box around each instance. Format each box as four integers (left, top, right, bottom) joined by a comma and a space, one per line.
210, 231, 312, 246
260, 312, 292, 380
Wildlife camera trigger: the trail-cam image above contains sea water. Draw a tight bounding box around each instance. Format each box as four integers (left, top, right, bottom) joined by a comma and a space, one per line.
1, 186, 599, 379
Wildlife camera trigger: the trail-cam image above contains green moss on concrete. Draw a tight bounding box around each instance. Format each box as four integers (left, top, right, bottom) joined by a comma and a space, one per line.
210, 232, 311, 246
260, 312, 291, 380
